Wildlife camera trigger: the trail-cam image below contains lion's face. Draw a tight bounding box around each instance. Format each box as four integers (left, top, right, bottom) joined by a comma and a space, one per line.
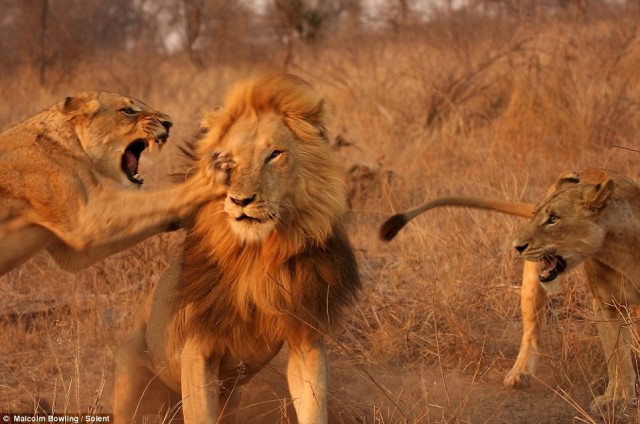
194, 74, 346, 247
60, 91, 172, 187
210, 112, 299, 243
513, 179, 614, 283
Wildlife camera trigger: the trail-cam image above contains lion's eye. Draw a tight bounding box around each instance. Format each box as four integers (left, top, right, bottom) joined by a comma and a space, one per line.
266, 150, 283, 162
120, 107, 138, 116
546, 214, 559, 225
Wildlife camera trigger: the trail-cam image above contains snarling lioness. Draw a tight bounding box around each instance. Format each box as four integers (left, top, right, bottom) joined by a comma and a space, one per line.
513, 169, 640, 412
113, 74, 360, 423
380, 169, 631, 410
0, 91, 223, 276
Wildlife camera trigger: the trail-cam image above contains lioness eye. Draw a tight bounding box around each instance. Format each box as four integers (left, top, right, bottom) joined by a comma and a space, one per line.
266, 150, 282, 162
546, 214, 559, 225
120, 107, 138, 116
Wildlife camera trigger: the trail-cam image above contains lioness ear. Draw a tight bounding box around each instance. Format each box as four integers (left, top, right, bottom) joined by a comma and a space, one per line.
545, 170, 580, 196
583, 178, 615, 212
59, 93, 100, 116
555, 170, 580, 189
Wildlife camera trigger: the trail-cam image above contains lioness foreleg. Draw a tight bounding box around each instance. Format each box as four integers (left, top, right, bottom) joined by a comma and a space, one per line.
47, 226, 171, 271
287, 336, 328, 424
47, 175, 225, 267
590, 298, 635, 413
504, 260, 547, 388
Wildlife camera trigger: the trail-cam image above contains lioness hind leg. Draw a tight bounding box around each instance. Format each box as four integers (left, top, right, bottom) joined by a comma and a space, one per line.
504, 260, 547, 388
113, 324, 178, 423
0, 225, 54, 277
589, 299, 636, 414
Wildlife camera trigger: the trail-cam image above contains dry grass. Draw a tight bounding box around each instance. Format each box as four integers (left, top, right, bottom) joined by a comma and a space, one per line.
4, 7, 640, 423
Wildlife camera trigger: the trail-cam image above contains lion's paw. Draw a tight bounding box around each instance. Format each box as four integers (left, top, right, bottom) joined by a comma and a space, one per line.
503, 370, 533, 389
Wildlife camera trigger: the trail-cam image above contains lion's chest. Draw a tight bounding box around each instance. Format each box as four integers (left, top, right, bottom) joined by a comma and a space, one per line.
172, 225, 360, 391
215, 334, 285, 387
180, 249, 303, 339
180, 264, 295, 387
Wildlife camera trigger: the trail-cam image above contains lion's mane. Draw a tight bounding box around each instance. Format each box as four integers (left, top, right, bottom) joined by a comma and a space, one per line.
176, 74, 360, 354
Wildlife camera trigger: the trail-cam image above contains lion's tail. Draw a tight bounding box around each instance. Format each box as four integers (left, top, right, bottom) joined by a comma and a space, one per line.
379, 196, 536, 241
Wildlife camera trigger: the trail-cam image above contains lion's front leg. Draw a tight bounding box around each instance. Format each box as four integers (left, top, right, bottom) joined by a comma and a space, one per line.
504, 260, 547, 388
180, 338, 220, 424
113, 323, 178, 423
590, 298, 636, 414
287, 335, 328, 424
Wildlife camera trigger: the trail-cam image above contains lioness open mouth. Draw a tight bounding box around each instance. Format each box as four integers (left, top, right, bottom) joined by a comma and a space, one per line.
539, 255, 567, 283
121, 140, 148, 184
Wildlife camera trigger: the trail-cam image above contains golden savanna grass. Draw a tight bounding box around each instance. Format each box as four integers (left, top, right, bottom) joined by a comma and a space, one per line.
3, 7, 640, 423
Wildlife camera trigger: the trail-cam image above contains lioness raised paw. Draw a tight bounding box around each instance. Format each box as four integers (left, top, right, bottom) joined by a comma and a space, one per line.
0, 91, 228, 275
202, 151, 235, 187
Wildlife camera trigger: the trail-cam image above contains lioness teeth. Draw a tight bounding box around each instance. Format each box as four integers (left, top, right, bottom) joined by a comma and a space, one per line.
158, 142, 164, 152
147, 141, 153, 153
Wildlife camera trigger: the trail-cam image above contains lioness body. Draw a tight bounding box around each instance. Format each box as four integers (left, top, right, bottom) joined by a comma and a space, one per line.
0, 91, 222, 276
514, 169, 640, 412
378, 169, 617, 395
113, 74, 360, 423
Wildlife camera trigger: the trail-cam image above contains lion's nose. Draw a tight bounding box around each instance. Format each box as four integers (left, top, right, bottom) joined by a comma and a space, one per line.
230, 194, 256, 207
514, 242, 529, 254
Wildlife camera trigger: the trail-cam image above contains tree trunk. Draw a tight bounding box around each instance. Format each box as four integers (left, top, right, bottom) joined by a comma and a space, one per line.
38, 0, 48, 86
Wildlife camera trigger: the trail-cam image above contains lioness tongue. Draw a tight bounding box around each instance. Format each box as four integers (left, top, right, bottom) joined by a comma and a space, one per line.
124, 151, 138, 173
540, 257, 557, 279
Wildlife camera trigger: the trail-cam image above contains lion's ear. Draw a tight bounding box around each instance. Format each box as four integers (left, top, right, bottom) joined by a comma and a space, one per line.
583, 178, 615, 212
307, 99, 327, 123
305, 99, 330, 139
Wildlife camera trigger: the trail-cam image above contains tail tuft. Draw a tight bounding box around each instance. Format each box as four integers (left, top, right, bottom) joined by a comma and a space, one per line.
379, 214, 408, 241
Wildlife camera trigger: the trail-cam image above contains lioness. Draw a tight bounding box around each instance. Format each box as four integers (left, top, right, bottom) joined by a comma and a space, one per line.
0, 91, 223, 276
380, 169, 640, 412
113, 74, 360, 423
379, 171, 610, 390
514, 169, 640, 412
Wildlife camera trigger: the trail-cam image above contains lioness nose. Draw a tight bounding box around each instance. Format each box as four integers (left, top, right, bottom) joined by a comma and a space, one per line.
230, 194, 256, 207
161, 120, 172, 132
514, 242, 529, 254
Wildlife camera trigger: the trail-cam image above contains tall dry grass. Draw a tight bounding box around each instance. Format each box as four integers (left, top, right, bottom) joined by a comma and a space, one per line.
3, 6, 640, 423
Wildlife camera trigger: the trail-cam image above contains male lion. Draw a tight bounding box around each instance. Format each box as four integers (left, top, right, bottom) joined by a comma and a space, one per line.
378, 169, 620, 401
113, 74, 361, 423
0, 91, 223, 276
